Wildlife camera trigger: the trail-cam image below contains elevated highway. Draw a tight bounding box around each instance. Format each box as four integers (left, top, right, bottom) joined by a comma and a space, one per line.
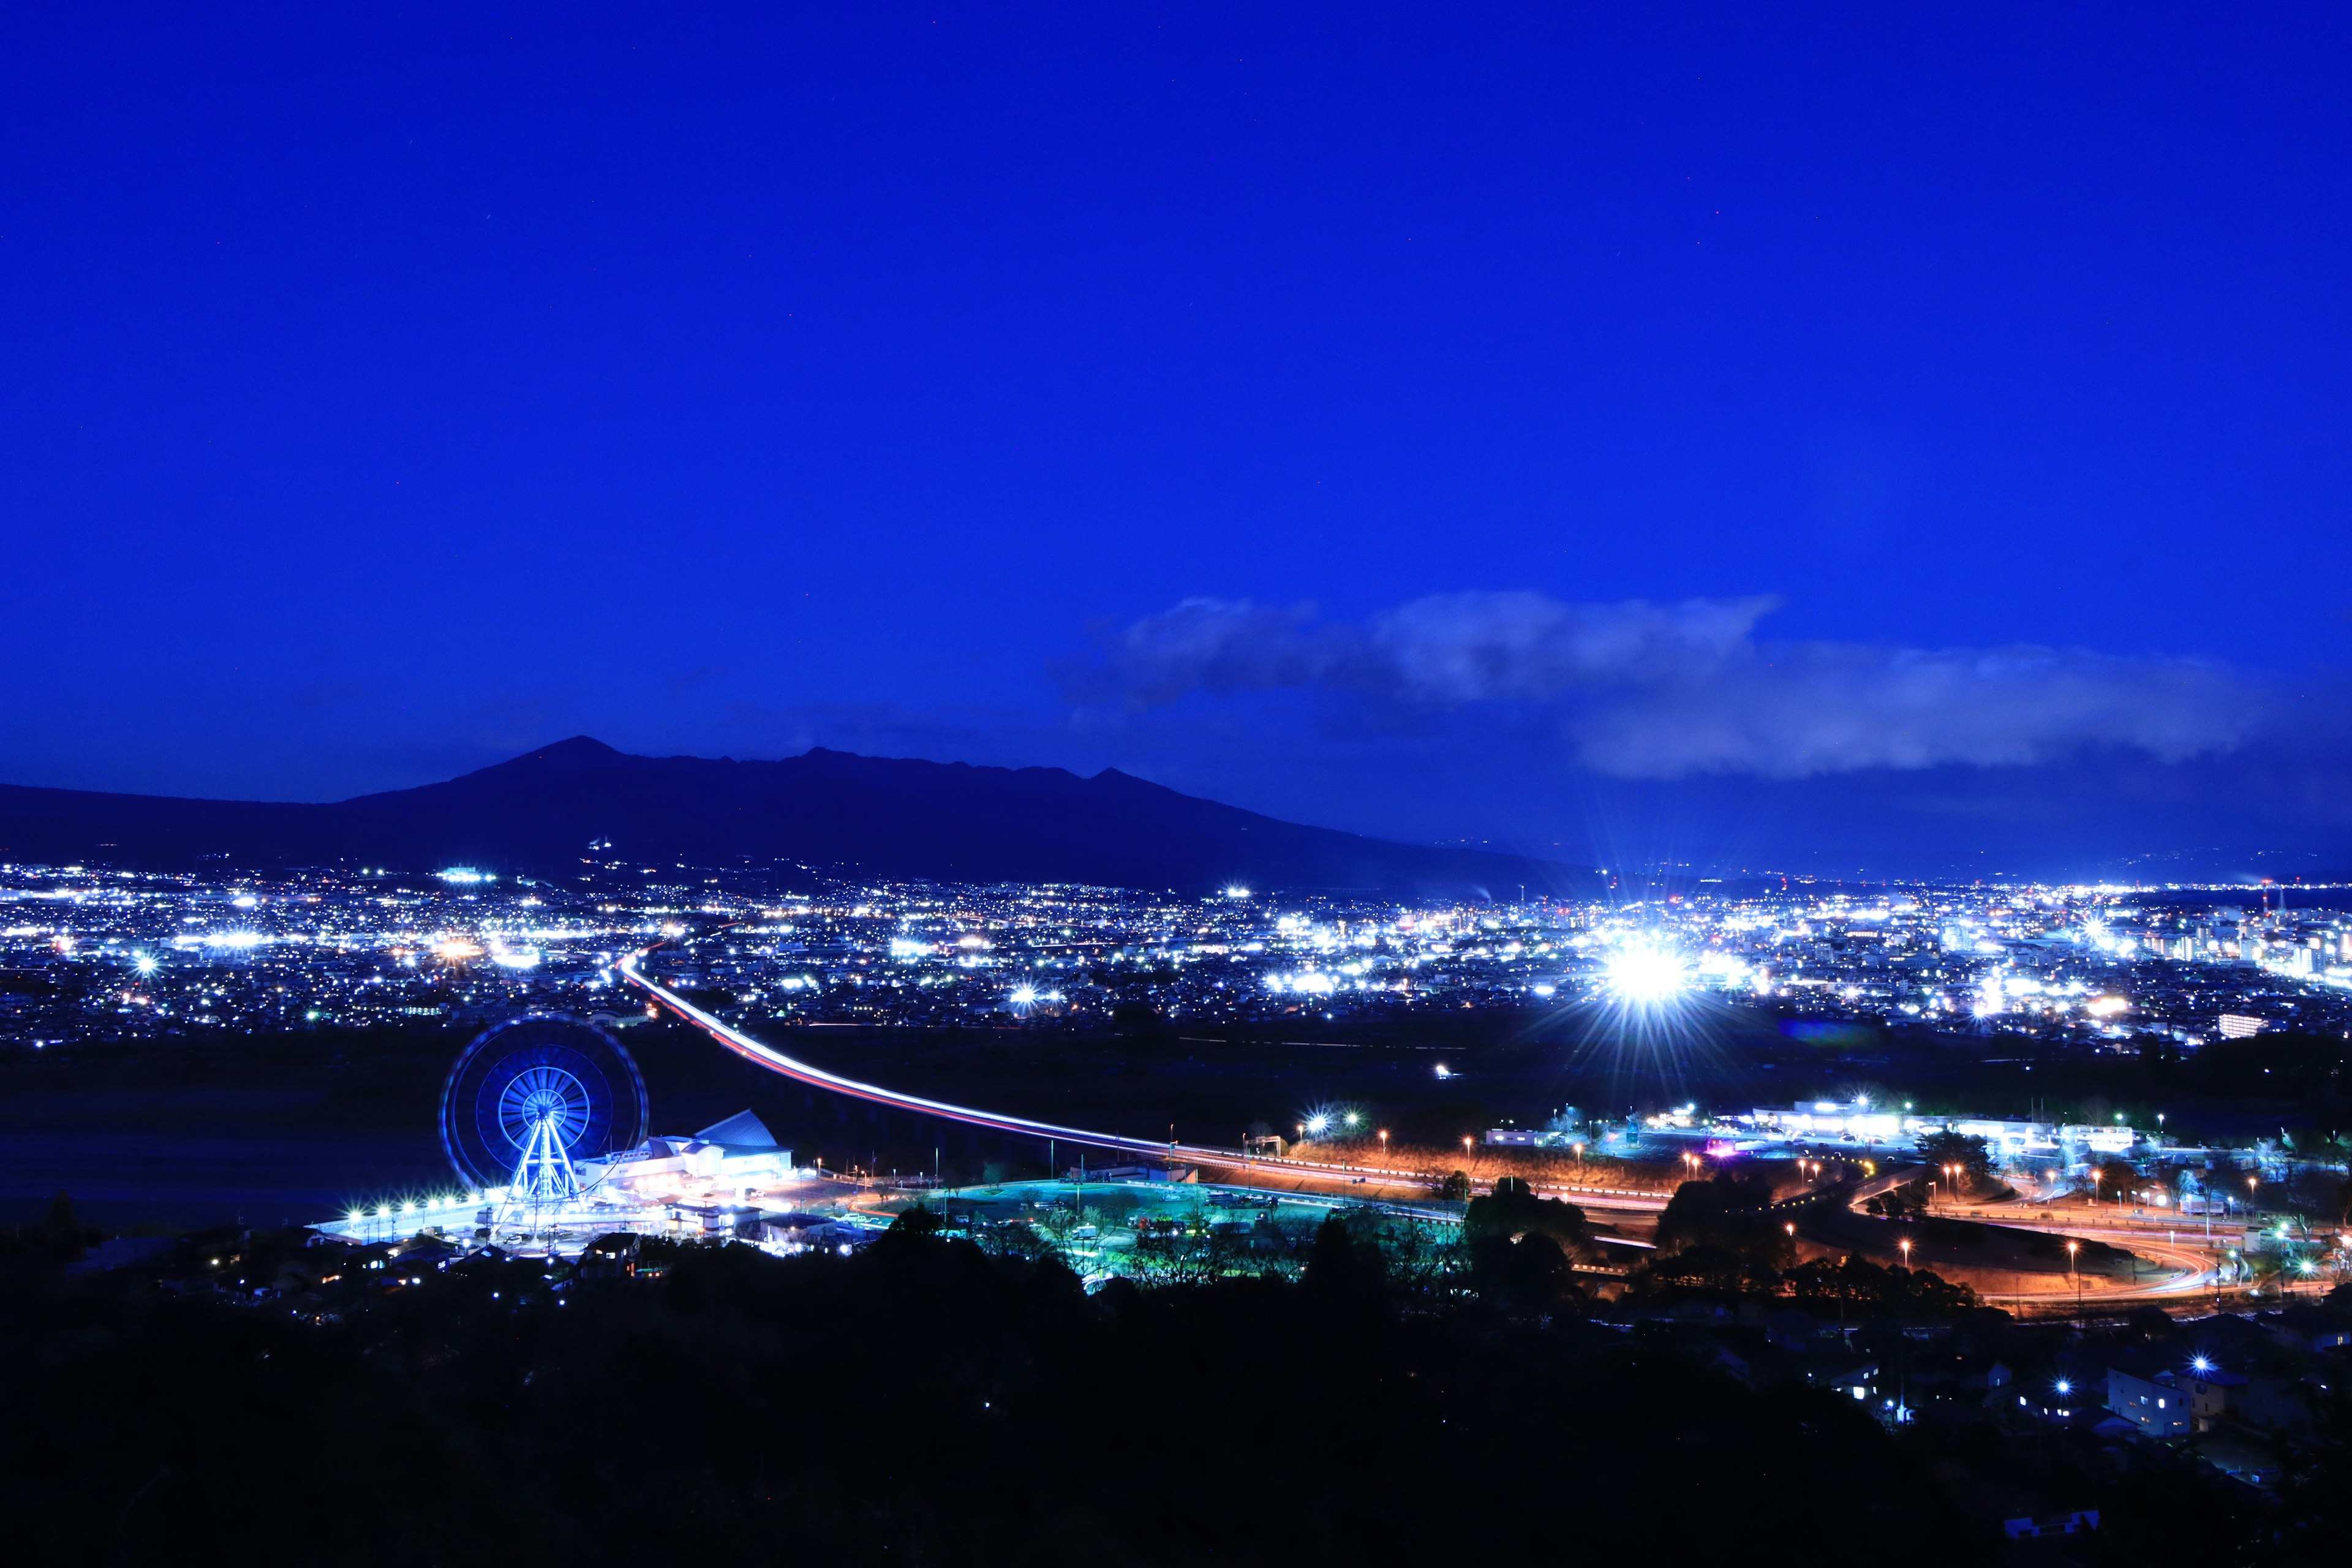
618, 951, 1667, 1215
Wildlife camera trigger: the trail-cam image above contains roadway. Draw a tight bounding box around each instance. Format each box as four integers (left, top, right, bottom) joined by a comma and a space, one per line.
617, 951, 1667, 1218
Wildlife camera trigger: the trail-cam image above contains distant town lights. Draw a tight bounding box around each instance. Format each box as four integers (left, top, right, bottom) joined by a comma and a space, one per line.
1603, 944, 1691, 1007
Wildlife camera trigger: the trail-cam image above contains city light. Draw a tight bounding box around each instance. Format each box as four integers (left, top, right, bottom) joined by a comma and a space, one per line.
1602, 944, 1690, 1006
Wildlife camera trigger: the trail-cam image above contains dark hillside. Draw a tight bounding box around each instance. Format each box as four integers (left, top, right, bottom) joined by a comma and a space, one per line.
0, 737, 1592, 898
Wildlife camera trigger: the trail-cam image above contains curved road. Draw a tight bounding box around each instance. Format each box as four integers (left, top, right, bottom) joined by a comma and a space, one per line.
618, 950, 1664, 1216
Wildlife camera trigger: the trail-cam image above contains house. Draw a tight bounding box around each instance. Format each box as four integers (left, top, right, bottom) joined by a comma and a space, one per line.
2178, 1367, 2240, 1432
2105, 1366, 2191, 1437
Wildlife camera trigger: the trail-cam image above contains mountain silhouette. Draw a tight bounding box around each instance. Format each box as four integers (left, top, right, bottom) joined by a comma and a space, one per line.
0, 737, 1591, 897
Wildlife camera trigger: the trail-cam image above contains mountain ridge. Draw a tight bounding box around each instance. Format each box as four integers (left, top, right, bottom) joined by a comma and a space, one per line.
0, 737, 1592, 898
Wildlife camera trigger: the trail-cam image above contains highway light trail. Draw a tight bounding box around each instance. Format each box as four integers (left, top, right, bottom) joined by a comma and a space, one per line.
619, 949, 1664, 1213
623, 950, 1231, 1164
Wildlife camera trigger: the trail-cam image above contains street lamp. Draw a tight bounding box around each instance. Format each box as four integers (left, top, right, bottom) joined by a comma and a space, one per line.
1898, 1236, 1912, 1270
1377, 1129, 1389, 1172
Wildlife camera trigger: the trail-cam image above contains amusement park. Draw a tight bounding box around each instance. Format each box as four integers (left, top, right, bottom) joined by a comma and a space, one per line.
318, 999, 1466, 1280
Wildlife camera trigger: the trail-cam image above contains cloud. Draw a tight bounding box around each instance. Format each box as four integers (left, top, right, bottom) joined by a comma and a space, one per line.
1066, 592, 2263, 779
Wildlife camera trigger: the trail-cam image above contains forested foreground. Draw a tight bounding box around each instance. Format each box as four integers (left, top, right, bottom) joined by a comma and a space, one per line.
3, 1212, 2348, 1567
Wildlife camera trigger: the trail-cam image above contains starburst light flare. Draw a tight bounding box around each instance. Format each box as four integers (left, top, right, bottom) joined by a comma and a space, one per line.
1602, 944, 1691, 1008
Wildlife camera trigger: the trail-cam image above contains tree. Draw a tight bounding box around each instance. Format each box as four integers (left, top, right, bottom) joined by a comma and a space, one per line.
1464, 1176, 1590, 1250
1302, 1214, 1384, 1303
1438, 1169, 1472, 1201
1655, 1172, 1791, 1267
2095, 1158, 2140, 1202
37, 1192, 92, 1261
886, 1204, 946, 1238
1471, 1231, 1581, 1310
1632, 1243, 1778, 1302
1913, 1129, 1992, 1188
1785, 1254, 1977, 1312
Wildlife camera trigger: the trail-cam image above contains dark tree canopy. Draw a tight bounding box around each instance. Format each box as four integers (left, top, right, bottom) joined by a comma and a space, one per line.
1464, 1175, 1591, 1250
1655, 1171, 1792, 1267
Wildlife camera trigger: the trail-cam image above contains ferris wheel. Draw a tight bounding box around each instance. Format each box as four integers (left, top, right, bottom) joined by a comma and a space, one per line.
439, 1014, 649, 1206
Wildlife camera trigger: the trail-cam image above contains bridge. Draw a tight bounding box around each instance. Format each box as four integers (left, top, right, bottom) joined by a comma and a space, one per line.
616, 949, 1666, 1216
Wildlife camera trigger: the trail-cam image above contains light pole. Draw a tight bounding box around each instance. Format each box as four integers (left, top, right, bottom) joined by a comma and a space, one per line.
1377, 1129, 1389, 1174
1898, 1236, 1912, 1272
2067, 1238, 2082, 1324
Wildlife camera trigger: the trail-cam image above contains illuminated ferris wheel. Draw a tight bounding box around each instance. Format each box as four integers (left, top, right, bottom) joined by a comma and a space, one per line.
439, 1014, 649, 1210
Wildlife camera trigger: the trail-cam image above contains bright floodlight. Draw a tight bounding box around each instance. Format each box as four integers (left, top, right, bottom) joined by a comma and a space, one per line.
1604, 945, 1690, 1006
1009, 985, 1038, 1006
1305, 1114, 1330, 1136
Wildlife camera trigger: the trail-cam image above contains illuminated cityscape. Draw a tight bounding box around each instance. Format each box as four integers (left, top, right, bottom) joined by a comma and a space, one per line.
11, 7, 2352, 1559
10, 859, 2349, 1049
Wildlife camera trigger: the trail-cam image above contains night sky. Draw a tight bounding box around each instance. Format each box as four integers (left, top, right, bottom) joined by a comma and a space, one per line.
4, 7, 2348, 879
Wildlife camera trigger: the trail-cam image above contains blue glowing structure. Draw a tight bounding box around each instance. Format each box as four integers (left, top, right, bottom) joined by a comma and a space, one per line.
440, 1015, 648, 1223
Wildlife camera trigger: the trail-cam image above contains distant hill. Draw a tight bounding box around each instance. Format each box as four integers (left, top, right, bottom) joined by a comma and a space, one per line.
0, 737, 1593, 899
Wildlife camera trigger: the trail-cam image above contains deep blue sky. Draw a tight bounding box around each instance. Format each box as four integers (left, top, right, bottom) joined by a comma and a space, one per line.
4, 6, 2348, 878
